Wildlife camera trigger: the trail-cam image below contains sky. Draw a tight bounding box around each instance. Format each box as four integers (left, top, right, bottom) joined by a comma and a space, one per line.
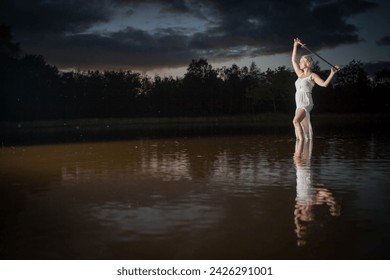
1, 0, 389, 76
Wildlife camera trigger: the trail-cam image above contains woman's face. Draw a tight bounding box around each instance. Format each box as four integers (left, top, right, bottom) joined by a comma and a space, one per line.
299, 57, 310, 70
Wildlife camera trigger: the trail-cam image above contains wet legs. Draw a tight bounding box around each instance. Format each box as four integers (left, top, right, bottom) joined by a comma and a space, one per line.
293, 108, 306, 141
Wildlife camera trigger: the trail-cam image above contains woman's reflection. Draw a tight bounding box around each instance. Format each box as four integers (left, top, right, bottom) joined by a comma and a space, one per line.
293, 140, 340, 247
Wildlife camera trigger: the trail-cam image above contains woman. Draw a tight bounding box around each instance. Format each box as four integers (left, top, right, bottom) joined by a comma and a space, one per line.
292, 38, 339, 140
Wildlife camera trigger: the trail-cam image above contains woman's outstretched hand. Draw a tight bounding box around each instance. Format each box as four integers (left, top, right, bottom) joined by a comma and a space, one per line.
294, 38, 305, 48
331, 66, 340, 74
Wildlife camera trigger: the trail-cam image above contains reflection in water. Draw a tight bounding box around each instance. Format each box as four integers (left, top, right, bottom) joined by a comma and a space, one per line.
293, 140, 340, 247
1, 133, 390, 259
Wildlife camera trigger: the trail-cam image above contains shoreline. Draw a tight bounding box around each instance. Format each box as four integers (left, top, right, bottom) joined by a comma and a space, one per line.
2, 112, 389, 128
1, 113, 389, 146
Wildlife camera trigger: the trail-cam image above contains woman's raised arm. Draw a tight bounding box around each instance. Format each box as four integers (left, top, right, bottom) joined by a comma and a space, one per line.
292, 38, 304, 77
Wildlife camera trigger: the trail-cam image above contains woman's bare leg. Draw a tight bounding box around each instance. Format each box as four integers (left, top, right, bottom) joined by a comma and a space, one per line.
293, 108, 306, 140
301, 115, 309, 139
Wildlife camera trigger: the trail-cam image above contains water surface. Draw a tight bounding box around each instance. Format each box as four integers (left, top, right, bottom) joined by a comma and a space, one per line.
1, 132, 390, 259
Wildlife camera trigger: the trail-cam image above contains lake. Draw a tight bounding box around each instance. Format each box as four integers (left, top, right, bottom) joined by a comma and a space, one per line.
1, 128, 390, 259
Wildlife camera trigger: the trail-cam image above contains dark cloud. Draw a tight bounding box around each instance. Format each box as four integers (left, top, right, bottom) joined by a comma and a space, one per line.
197, 0, 377, 54
0, 0, 379, 70
364, 61, 390, 74
23, 26, 197, 70
0, 0, 114, 36
377, 36, 390, 46
112, 0, 197, 14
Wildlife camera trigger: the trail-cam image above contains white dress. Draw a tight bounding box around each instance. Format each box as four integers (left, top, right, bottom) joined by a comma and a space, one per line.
295, 75, 315, 139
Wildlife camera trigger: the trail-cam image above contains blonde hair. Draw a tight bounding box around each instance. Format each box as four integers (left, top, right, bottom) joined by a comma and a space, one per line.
301, 55, 314, 69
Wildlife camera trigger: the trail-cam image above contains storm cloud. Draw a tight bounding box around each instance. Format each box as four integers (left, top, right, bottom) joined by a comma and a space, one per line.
377, 36, 390, 46
0, 0, 379, 70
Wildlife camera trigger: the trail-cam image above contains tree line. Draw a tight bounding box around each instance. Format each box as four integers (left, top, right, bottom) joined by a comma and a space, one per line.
1, 25, 389, 121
